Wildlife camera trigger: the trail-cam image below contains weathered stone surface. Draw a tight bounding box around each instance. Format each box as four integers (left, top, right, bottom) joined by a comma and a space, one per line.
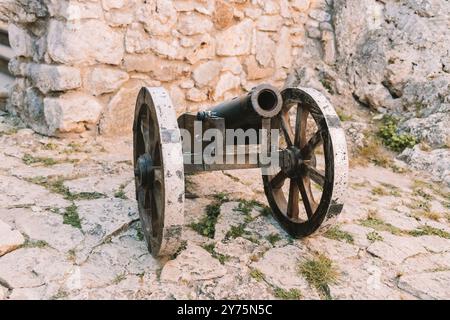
64, 173, 132, 198
330, 259, 409, 300
47, 20, 124, 65
0, 248, 72, 288
375, 211, 420, 232
291, 0, 311, 12
221, 57, 243, 75
79, 234, 159, 289
213, 0, 234, 29
0, 175, 69, 209
255, 32, 274, 68
213, 72, 240, 101
401, 252, 450, 274
305, 237, 360, 262
44, 92, 103, 133
244, 55, 274, 80
256, 15, 283, 31
136, 0, 176, 36
11, 210, 84, 253
76, 198, 138, 242
192, 61, 222, 87
251, 245, 320, 298
56, 1, 103, 21
186, 87, 207, 102
214, 202, 248, 242
8, 23, 33, 57
275, 27, 293, 69
398, 271, 450, 300
0, 219, 24, 257
98, 81, 143, 135
160, 244, 227, 283
173, 0, 215, 15
399, 147, 450, 186
27, 64, 82, 94
0, 285, 7, 299
216, 19, 253, 56
85, 67, 129, 96
178, 13, 213, 35
367, 233, 427, 265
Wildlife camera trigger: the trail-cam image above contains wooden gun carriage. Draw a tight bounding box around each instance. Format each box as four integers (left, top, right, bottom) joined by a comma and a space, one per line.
133, 85, 348, 256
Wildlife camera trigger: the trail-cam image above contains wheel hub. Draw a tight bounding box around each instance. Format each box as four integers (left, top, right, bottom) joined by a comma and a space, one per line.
135, 153, 154, 187
280, 147, 313, 178
280, 147, 302, 177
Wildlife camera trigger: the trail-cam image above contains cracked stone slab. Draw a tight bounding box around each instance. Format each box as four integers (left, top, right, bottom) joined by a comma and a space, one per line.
78, 234, 159, 289
214, 202, 249, 242
401, 252, 450, 274
199, 273, 274, 300
245, 215, 289, 243
0, 153, 23, 171
367, 233, 427, 265
8, 283, 61, 300
340, 223, 373, 248
375, 211, 421, 232
330, 259, 413, 300
250, 245, 321, 299
11, 210, 84, 253
0, 175, 70, 209
0, 219, 25, 257
76, 198, 138, 241
398, 271, 450, 300
0, 284, 8, 300
304, 237, 361, 262
0, 248, 73, 289
160, 244, 227, 283
11, 163, 76, 180
214, 237, 258, 265
187, 171, 264, 201
417, 235, 450, 254
70, 275, 151, 300
64, 173, 133, 197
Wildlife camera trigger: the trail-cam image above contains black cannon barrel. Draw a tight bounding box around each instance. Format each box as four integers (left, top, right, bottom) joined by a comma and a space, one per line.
197, 84, 282, 130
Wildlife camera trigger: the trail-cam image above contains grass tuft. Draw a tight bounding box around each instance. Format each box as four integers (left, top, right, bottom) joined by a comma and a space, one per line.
63, 203, 82, 229
201, 243, 231, 264
408, 226, 450, 239
298, 254, 338, 300
114, 184, 128, 199
367, 231, 383, 243
324, 226, 354, 244
249, 268, 265, 282
265, 233, 282, 246
189, 193, 231, 238
273, 287, 302, 300
378, 115, 417, 152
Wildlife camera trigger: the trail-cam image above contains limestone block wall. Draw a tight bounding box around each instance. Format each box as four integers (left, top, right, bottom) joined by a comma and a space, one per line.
3, 0, 335, 137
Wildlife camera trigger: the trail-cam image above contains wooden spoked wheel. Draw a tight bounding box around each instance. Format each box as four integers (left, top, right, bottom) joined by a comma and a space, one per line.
263, 87, 348, 237
133, 87, 184, 257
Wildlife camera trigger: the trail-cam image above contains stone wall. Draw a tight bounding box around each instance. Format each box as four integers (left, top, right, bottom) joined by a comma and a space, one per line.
2, 0, 334, 137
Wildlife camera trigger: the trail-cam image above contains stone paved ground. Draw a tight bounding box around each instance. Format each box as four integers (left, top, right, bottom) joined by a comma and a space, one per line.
0, 112, 449, 300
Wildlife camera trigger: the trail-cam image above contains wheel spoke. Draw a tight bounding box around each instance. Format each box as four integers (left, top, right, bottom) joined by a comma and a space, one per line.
270, 171, 287, 189
280, 113, 294, 147
287, 179, 300, 219
301, 130, 323, 158
296, 107, 309, 148
296, 178, 315, 219
305, 165, 325, 187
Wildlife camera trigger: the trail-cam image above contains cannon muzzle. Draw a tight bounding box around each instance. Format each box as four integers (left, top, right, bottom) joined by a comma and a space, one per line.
197, 84, 282, 130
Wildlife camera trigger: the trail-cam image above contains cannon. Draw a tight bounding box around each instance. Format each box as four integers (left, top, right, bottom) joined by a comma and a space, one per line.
133, 84, 348, 257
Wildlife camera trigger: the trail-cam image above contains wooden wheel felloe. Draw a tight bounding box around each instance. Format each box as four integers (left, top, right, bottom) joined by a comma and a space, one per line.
133, 87, 184, 257
263, 87, 348, 238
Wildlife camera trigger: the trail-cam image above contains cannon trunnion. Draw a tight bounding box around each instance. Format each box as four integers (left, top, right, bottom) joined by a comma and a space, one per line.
133, 85, 349, 257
